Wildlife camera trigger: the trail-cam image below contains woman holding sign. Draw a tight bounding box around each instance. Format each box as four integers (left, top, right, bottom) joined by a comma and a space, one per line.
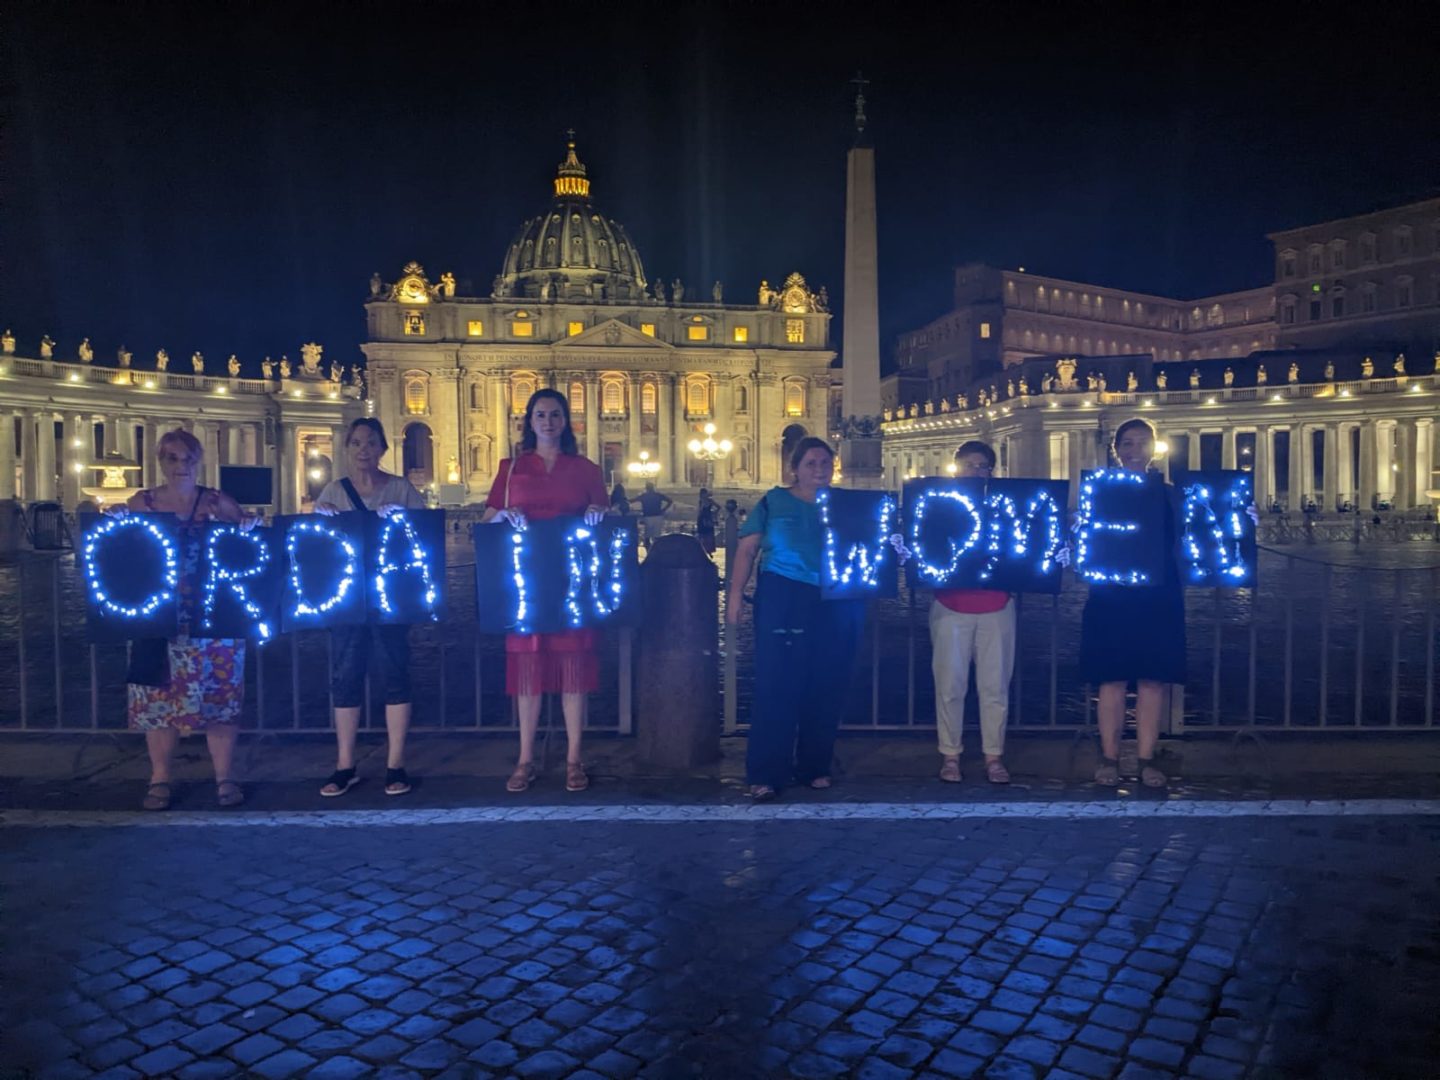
314, 418, 427, 798
482, 389, 608, 793
1079, 418, 1181, 788
122, 428, 258, 811
727, 437, 871, 801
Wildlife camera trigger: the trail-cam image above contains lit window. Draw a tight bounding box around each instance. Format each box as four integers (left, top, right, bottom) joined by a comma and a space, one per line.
686, 325, 709, 342
785, 319, 804, 344
569, 381, 585, 413
404, 376, 428, 415
602, 378, 624, 413
641, 382, 656, 414
467, 319, 484, 336
640, 323, 656, 337
568, 321, 584, 336
784, 381, 805, 417
733, 326, 749, 343
979, 322, 991, 339
511, 375, 536, 415
511, 321, 534, 337
403, 310, 426, 336
686, 378, 709, 415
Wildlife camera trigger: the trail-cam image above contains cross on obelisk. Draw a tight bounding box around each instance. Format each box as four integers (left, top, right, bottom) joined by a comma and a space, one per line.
850, 72, 869, 137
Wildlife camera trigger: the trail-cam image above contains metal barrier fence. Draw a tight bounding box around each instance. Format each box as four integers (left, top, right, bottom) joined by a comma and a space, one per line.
722, 546, 1440, 735
1, 544, 1436, 737
0, 554, 631, 735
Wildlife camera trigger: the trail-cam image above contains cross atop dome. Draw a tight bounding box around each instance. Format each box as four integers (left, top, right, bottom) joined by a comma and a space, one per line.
554, 132, 590, 198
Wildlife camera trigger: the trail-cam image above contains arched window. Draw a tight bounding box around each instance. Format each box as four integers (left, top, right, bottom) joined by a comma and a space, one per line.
686, 377, 710, 417
784, 380, 805, 417
735, 382, 749, 412
601, 376, 624, 414
641, 382, 657, 414
511, 373, 537, 416
403, 373, 429, 415
470, 383, 486, 410
569, 381, 585, 413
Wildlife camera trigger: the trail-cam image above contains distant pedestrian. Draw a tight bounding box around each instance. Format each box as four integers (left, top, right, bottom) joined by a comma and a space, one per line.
930, 441, 1014, 785
722, 499, 740, 584
637, 481, 672, 550
696, 487, 719, 556
610, 482, 631, 517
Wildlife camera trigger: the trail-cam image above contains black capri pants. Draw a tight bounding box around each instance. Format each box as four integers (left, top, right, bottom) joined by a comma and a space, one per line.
331, 625, 412, 708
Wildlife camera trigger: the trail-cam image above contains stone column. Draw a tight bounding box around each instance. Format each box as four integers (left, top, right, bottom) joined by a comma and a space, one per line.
20, 412, 38, 501
35, 411, 57, 500
279, 422, 298, 513
0, 411, 15, 500
1254, 426, 1271, 510
1287, 425, 1304, 509
1358, 422, 1377, 511
1322, 423, 1339, 511
673, 374, 688, 484
116, 417, 136, 461
1392, 421, 1413, 510
1220, 427, 1236, 469
227, 422, 244, 466
1375, 420, 1396, 503
329, 424, 348, 483
583, 376, 600, 464
626, 376, 642, 462
1414, 419, 1434, 509
62, 413, 85, 507
492, 375, 510, 466
1336, 424, 1355, 508
657, 375, 674, 485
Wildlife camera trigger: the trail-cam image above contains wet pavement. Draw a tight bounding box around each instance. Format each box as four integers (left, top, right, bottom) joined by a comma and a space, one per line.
3, 782, 1439, 1079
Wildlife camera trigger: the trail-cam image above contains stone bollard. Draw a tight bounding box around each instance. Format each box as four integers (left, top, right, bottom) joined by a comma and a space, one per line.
637, 533, 720, 768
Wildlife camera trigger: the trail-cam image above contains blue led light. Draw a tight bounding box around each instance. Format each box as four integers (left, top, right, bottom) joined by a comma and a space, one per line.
510, 529, 530, 633
82, 515, 179, 619
1076, 470, 1150, 585
202, 525, 272, 640
818, 489, 896, 590
563, 525, 630, 627
908, 489, 983, 585
373, 511, 439, 617
1181, 476, 1252, 584
286, 519, 358, 617
982, 489, 1065, 581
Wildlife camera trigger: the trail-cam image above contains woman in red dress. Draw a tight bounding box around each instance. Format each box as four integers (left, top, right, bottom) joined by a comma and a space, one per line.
482, 389, 609, 793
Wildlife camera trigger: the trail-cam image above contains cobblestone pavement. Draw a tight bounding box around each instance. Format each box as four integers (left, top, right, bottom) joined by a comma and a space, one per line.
3, 810, 1438, 1079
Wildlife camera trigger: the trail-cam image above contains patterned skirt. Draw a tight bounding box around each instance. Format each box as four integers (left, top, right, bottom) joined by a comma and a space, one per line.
127, 639, 246, 734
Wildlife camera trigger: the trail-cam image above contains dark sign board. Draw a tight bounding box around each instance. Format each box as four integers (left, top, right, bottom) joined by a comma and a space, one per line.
80, 513, 180, 642
275, 513, 369, 632
197, 524, 285, 640
364, 509, 447, 624
817, 488, 900, 600
474, 516, 641, 635
1074, 469, 1169, 587
1175, 470, 1257, 588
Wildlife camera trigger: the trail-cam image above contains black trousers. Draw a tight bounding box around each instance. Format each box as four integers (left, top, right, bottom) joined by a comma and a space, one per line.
331, 624, 412, 708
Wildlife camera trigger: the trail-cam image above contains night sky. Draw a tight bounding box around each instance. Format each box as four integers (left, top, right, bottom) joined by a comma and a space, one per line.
4, 3, 1437, 377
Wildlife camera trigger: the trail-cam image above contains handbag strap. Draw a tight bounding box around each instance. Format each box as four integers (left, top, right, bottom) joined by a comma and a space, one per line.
502, 458, 514, 509
339, 477, 367, 511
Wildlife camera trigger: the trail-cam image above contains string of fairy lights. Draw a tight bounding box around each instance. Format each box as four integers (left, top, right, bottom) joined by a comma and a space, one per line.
562, 525, 631, 627
818, 489, 897, 590
82, 515, 179, 619
201, 525, 272, 640
373, 512, 439, 617
286, 520, 359, 617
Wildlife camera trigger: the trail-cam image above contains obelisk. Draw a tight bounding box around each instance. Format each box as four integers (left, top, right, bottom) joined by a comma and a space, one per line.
840, 75, 884, 487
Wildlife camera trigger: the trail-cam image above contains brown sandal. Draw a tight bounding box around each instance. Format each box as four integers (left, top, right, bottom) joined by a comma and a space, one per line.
939, 757, 961, 783
809, 776, 832, 790
985, 760, 1010, 785
565, 762, 589, 792
142, 782, 172, 812
506, 762, 536, 793
216, 779, 244, 807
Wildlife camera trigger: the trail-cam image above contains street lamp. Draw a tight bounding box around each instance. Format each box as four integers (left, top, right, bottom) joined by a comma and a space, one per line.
687, 422, 732, 487
627, 450, 660, 480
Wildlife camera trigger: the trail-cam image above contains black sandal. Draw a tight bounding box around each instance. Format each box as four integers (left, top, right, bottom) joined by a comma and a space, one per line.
384, 767, 411, 796
1094, 756, 1120, 786
1137, 758, 1167, 788
320, 768, 358, 798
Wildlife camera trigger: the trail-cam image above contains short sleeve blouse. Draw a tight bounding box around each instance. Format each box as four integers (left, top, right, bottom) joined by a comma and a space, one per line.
487, 453, 607, 521
739, 486, 823, 586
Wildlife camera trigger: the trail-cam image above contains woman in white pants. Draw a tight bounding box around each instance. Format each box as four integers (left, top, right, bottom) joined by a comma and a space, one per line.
930, 441, 1014, 784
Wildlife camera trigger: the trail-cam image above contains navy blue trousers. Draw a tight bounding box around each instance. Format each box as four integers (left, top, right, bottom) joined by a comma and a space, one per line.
746, 572, 865, 788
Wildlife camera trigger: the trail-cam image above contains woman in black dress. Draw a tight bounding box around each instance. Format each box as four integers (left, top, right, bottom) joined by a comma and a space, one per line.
1079, 418, 1182, 788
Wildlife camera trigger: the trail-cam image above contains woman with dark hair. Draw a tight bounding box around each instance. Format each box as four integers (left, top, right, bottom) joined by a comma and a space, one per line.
482, 388, 608, 793
726, 436, 885, 800
1078, 417, 1181, 788
609, 482, 631, 517
314, 417, 427, 797
120, 428, 259, 810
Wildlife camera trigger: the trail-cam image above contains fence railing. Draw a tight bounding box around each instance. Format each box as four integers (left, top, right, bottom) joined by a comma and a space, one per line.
1, 544, 1436, 737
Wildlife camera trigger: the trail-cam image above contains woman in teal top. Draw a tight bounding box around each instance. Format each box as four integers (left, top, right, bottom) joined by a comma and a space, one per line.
726, 437, 867, 800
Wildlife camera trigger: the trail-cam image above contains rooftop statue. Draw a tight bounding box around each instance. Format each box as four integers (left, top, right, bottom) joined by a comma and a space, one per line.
817, 286, 829, 312
1190, 369, 1201, 389
1393, 353, 1406, 375
957, 392, 968, 409
439, 272, 456, 299
758, 279, 773, 307
192, 352, 205, 374
40, 335, 55, 359
1017, 378, 1028, 397
118, 345, 132, 368
712, 281, 723, 303
1096, 373, 1107, 392
370, 272, 383, 297
1, 329, 14, 355
939, 397, 950, 412
1127, 371, 1138, 391
493, 274, 510, 298
1257, 364, 1267, 384
78, 338, 93, 363
1324, 360, 1335, 380
350, 365, 364, 388
1156, 370, 1167, 389
279, 356, 292, 379
227, 355, 240, 377
1361, 356, 1374, 377
156, 348, 169, 371
1007, 379, 1016, 398
261, 356, 274, 379
301, 342, 323, 377
1223, 367, 1234, 386
1054, 357, 1077, 391
653, 278, 666, 302
672, 279, 685, 302
1288, 362, 1299, 383
330, 361, 342, 383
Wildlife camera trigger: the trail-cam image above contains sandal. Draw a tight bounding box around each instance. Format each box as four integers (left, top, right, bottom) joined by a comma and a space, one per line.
216, 779, 245, 808
506, 762, 537, 793
565, 762, 589, 793
1094, 756, 1120, 787
939, 757, 962, 783
985, 760, 1011, 785
748, 784, 776, 802
384, 768, 411, 796
808, 776, 832, 790
1138, 758, 1167, 788
142, 782, 172, 812
320, 767, 358, 798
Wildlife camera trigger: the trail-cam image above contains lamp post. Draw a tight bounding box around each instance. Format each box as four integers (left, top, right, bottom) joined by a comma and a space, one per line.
687, 422, 732, 488
627, 450, 661, 483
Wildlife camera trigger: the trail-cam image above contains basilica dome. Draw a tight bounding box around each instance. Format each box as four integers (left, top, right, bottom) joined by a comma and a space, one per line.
495, 140, 649, 303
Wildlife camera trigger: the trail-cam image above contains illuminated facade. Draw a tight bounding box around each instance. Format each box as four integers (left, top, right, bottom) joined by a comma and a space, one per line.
0, 345, 360, 512
362, 140, 837, 497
